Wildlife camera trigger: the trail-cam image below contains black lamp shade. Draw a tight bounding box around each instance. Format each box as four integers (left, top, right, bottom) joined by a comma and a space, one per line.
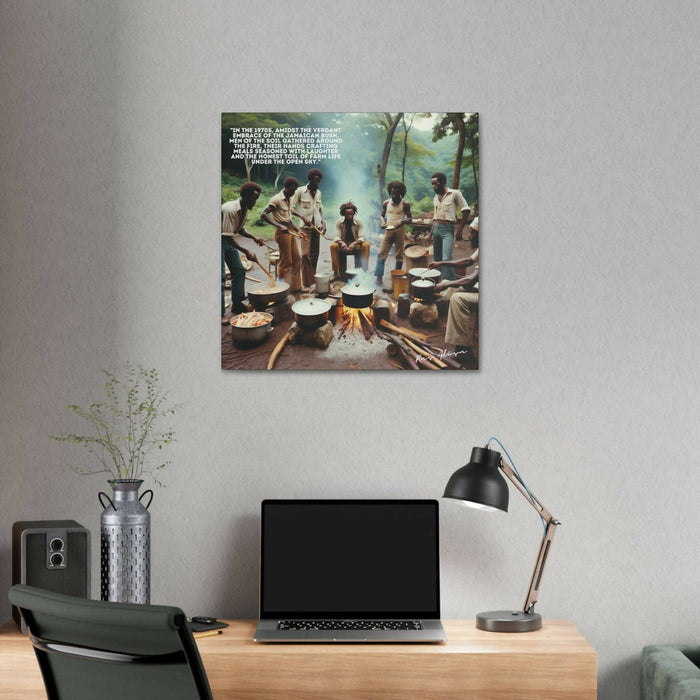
443, 447, 509, 512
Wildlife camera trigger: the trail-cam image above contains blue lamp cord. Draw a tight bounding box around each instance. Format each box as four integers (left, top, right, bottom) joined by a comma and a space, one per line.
487, 437, 547, 535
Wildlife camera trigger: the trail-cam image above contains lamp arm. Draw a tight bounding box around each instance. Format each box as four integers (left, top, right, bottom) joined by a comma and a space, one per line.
499, 460, 561, 615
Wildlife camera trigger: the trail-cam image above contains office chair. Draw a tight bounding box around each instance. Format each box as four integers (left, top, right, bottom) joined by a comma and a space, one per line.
9, 584, 213, 700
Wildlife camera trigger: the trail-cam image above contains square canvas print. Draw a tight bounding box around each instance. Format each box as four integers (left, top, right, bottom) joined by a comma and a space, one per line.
221, 112, 479, 370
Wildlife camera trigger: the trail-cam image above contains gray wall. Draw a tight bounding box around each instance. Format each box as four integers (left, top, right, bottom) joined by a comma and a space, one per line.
1, 1, 698, 698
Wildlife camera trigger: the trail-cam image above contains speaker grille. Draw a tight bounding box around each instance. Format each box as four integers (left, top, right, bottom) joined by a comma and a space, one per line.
12, 521, 91, 628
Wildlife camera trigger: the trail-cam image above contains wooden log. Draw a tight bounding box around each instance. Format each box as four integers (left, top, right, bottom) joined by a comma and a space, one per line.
410, 337, 464, 370
266, 330, 290, 369
337, 316, 353, 339
383, 334, 419, 370
403, 338, 448, 369
357, 309, 374, 340
382, 331, 424, 371
379, 319, 428, 343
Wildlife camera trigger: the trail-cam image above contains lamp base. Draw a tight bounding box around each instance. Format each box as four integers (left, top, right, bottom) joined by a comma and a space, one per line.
476, 610, 542, 633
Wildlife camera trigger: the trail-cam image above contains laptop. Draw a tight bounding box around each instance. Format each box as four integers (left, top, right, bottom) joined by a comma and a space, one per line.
254, 499, 446, 643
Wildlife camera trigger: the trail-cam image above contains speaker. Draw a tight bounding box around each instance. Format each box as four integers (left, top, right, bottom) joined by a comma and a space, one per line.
12, 520, 91, 629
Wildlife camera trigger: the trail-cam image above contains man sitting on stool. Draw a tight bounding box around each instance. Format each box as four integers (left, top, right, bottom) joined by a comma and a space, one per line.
331, 202, 370, 280
429, 218, 479, 365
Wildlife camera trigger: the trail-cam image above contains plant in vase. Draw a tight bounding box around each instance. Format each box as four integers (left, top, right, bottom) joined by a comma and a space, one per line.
51, 362, 180, 604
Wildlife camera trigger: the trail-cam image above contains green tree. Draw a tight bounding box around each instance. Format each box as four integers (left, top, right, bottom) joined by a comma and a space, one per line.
376, 112, 403, 204
432, 113, 479, 193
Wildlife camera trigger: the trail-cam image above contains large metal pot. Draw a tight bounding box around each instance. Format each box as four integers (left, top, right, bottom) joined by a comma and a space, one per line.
292, 298, 331, 330
340, 282, 375, 309
410, 278, 435, 302
408, 267, 442, 285
247, 281, 289, 309
230, 312, 273, 347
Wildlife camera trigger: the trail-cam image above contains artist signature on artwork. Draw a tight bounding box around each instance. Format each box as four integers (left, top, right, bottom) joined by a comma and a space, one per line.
438, 348, 472, 360
415, 348, 474, 368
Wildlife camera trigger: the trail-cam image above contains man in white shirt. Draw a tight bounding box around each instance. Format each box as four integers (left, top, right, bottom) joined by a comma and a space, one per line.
428, 172, 470, 281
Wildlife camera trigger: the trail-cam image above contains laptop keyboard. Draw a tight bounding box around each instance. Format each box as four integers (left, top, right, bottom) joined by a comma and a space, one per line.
278, 620, 423, 631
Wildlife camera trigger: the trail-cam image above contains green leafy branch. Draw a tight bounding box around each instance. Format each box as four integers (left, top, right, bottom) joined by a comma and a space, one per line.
50, 363, 181, 486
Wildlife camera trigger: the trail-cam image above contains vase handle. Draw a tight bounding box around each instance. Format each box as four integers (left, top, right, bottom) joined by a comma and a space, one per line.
98, 492, 116, 511
139, 489, 154, 510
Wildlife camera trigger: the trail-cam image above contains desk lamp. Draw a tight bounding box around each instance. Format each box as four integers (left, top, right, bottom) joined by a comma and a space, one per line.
443, 441, 560, 632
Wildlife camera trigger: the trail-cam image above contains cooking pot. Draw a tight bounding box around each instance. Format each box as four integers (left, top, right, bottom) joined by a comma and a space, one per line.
410, 278, 435, 302
291, 298, 331, 330
340, 282, 375, 309
247, 281, 289, 309
408, 267, 442, 285
230, 312, 273, 348
314, 272, 331, 295
407, 266, 429, 283
422, 268, 442, 284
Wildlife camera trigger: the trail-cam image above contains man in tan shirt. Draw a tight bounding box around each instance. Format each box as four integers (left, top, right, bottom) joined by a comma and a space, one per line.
261, 177, 307, 292
330, 202, 370, 280
221, 182, 265, 320
291, 168, 326, 287
428, 172, 470, 281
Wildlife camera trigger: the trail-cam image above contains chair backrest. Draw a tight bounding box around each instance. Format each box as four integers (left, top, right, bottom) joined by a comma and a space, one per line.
9, 584, 213, 700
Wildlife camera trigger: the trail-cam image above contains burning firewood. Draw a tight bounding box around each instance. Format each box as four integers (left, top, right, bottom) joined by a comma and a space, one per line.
357, 309, 375, 340
337, 316, 353, 339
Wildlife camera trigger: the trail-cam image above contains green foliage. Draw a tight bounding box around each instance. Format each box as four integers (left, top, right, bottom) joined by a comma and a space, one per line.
50, 363, 181, 487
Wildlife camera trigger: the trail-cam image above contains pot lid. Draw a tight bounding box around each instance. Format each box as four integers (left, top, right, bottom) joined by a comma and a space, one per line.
292, 298, 331, 316
412, 278, 435, 288
405, 246, 428, 258
340, 282, 375, 296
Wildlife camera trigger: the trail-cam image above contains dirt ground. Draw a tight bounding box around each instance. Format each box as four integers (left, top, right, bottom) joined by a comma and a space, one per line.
221, 233, 477, 371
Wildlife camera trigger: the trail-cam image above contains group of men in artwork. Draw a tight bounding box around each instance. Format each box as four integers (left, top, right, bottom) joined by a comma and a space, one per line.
221, 168, 480, 364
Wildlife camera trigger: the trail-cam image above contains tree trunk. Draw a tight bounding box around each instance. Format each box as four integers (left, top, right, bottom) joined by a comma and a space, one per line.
401, 115, 411, 183
452, 118, 466, 189
273, 163, 284, 189
244, 158, 253, 181
378, 112, 403, 203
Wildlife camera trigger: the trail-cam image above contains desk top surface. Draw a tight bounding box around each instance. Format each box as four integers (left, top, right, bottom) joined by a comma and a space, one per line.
1, 618, 594, 656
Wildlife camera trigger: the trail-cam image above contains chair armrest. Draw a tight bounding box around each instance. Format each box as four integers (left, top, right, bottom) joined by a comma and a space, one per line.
641, 644, 700, 700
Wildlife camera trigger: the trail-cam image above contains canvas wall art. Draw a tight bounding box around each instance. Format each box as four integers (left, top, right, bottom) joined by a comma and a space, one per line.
221, 112, 479, 370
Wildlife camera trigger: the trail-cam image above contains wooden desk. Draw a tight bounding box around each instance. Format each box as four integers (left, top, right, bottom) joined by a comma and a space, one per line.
0, 619, 596, 699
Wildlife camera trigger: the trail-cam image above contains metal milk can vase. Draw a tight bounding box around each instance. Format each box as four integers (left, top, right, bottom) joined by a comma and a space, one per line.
99, 479, 153, 604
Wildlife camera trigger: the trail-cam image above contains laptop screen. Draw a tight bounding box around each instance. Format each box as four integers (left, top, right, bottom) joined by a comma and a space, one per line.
260, 500, 440, 619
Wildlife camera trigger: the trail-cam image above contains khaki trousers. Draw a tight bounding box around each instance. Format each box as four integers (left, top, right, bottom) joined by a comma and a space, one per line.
275, 229, 302, 292
330, 241, 370, 276
445, 292, 479, 347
